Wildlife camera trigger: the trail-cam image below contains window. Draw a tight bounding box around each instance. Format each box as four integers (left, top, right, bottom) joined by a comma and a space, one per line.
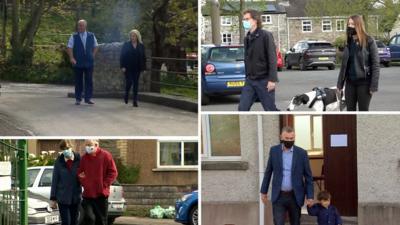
202, 115, 241, 160
158, 141, 198, 168
28, 169, 40, 187
262, 15, 272, 24
302, 20, 312, 32
39, 169, 53, 187
293, 115, 323, 155
221, 33, 232, 44
336, 19, 345, 32
221, 16, 232, 26
322, 20, 332, 32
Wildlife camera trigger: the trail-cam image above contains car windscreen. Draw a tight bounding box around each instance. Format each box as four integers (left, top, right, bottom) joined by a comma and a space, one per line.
308, 43, 333, 49
209, 47, 244, 62
376, 41, 386, 48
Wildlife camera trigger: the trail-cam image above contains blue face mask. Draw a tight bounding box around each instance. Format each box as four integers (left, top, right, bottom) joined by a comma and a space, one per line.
85, 146, 94, 154
242, 20, 252, 30
63, 148, 73, 159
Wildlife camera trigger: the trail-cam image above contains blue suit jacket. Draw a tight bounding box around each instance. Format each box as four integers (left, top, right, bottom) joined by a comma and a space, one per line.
260, 144, 314, 207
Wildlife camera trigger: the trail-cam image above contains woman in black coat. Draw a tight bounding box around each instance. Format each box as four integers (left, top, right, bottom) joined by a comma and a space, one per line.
50, 140, 82, 225
120, 29, 146, 107
337, 15, 380, 111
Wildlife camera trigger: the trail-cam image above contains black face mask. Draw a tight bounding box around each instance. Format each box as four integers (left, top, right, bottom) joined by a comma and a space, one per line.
347, 27, 357, 36
281, 140, 295, 149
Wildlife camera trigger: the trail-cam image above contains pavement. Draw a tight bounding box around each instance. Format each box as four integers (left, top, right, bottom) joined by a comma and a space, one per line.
202, 66, 400, 111
114, 216, 180, 225
0, 82, 197, 136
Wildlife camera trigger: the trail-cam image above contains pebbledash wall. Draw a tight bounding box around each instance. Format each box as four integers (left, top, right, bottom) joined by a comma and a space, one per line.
357, 115, 400, 225
93, 43, 152, 97
201, 115, 400, 225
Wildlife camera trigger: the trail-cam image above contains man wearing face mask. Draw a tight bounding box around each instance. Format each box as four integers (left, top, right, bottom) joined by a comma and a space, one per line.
260, 126, 314, 225
50, 140, 82, 225
78, 139, 118, 225
238, 9, 279, 111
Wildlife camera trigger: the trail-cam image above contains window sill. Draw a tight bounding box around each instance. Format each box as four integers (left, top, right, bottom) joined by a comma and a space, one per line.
201, 161, 249, 171
152, 168, 198, 172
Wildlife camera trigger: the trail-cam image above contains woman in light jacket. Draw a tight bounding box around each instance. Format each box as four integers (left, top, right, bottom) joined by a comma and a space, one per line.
50, 140, 82, 225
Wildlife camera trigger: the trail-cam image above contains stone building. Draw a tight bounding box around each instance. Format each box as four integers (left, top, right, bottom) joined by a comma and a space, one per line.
201, 114, 400, 225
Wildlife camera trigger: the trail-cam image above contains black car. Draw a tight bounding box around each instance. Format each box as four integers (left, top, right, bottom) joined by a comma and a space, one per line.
285, 40, 336, 71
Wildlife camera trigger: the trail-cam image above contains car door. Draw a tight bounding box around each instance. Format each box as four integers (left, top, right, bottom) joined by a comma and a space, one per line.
36, 168, 53, 199
292, 42, 304, 66
287, 43, 299, 65
389, 35, 400, 60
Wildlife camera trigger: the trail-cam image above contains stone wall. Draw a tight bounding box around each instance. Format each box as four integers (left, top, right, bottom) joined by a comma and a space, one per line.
93, 43, 151, 96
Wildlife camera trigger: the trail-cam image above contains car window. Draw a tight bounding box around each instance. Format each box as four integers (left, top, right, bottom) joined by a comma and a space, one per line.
39, 169, 53, 187
28, 169, 40, 187
308, 43, 333, 49
390, 36, 398, 45
209, 47, 244, 62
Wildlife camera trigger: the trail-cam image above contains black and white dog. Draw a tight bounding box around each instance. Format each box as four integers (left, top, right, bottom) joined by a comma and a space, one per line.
287, 87, 345, 111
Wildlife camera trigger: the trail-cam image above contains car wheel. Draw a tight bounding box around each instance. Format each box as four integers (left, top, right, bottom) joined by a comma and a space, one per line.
299, 58, 307, 71
285, 58, 292, 70
108, 217, 116, 225
384, 62, 390, 67
312, 66, 317, 70
201, 93, 210, 105
328, 65, 335, 70
189, 205, 198, 225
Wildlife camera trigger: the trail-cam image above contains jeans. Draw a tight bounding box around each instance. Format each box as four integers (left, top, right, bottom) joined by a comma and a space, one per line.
74, 67, 93, 102
238, 78, 278, 111
81, 196, 108, 225
345, 81, 372, 111
58, 203, 80, 225
272, 192, 301, 225
125, 71, 141, 103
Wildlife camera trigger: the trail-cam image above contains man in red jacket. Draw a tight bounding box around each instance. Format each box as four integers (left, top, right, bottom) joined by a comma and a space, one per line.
78, 139, 118, 225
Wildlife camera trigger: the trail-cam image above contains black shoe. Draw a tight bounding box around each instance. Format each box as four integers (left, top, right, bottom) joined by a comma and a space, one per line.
124, 98, 128, 104
85, 100, 95, 105
75, 101, 81, 105
133, 101, 138, 107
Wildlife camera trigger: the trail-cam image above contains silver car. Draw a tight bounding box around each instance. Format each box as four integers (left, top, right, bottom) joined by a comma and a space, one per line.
28, 166, 126, 225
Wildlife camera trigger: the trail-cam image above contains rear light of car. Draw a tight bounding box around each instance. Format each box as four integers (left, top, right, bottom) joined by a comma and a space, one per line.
205, 63, 216, 75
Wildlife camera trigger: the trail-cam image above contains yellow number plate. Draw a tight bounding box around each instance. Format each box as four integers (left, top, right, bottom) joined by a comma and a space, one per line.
227, 81, 245, 87
319, 57, 329, 61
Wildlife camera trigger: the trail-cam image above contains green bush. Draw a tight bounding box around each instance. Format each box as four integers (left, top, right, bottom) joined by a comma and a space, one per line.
28, 151, 58, 167
114, 157, 140, 184
333, 36, 347, 51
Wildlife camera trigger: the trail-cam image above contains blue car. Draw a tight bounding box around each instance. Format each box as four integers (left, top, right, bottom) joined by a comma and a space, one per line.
388, 34, 400, 62
175, 190, 198, 225
376, 40, 391, 67
201, 45, 245, 105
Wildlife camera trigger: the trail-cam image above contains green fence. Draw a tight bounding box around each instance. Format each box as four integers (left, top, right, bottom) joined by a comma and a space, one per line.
0, 140, 28, 225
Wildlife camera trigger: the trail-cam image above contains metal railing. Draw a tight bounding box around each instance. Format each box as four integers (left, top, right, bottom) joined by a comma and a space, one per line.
0, 140, 27, 225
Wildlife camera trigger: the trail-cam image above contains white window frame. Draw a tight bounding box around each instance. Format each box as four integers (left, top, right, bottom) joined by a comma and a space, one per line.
221, 33, 232, 44
157, 140, 198, 169
336, 19, 345, 32
221, 16, 233, 26
261, 15, 272, 24
201, 115, 242, 161
302, 20, 312, 33
322, 19, 332, 32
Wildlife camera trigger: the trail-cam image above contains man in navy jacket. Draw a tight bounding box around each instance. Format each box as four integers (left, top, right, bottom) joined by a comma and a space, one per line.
260, 126, 314, 225
67, 19, 99, 105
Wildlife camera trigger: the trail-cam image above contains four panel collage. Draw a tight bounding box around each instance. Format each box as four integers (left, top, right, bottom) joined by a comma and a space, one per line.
0, 1, 399, 225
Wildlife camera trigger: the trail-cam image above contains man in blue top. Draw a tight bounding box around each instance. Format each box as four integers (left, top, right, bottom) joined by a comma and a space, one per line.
67, 19, 99, 105
260, 126, 314, 225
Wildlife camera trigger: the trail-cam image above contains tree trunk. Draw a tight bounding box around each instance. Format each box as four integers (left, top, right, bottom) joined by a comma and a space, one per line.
1, 0, 7, 57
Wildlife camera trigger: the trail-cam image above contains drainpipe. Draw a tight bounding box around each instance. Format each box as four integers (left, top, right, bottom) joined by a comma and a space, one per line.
257, 115, 265, 225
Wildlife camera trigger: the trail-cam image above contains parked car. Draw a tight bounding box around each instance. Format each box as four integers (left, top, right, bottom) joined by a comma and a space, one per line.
285, 40, 336, 70
27, 166, 126, 225
175, 190, 198, 225
388, 33, 400, 62
201, 44, 283, 105
376, 40, 391, 67
0, 191, 60, 225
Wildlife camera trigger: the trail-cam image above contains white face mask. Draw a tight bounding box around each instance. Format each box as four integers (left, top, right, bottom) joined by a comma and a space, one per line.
85, 146, 95, 154
63, 148, 73, 159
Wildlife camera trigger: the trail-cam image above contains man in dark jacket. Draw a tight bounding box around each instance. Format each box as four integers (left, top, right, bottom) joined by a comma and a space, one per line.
238, 9, 279, 111
78, 139, 118, 225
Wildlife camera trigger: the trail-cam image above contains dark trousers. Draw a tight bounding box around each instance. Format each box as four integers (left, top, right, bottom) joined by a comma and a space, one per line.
345, 81, 372, 111
82, 196, 108, 225
74, 67, 93, 102
272, 192, 301, 225
238, 78, 278, 111
125, 71, 141, 103
58, 203, 79, 225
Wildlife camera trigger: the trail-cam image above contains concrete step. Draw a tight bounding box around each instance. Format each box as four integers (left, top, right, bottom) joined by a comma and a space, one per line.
298, 214, 358, 225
